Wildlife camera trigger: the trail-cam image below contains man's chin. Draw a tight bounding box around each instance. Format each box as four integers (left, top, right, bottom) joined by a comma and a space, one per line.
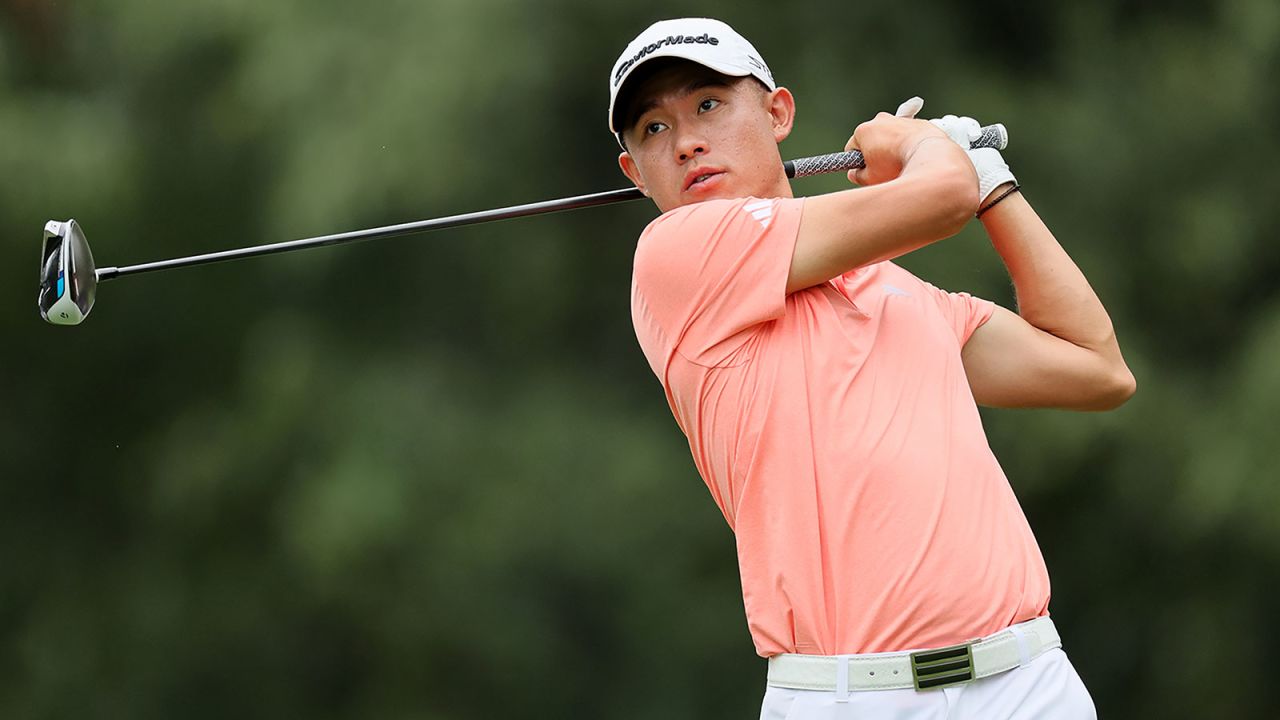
661, 196, 724, 212
655, 187, 751, 213
669, 187, 747, 210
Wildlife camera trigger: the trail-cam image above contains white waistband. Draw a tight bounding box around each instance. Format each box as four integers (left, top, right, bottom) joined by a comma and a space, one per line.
766, 616, 1061, 693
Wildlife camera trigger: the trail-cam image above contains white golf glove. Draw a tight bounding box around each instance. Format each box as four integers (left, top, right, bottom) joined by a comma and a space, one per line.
930, 114, 1017, 203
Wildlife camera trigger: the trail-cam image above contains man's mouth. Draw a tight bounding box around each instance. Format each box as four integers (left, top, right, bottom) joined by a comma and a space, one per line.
684, 169, 725, 191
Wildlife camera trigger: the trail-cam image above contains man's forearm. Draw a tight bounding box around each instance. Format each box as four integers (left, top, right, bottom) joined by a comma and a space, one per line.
979, 186, 1124, 357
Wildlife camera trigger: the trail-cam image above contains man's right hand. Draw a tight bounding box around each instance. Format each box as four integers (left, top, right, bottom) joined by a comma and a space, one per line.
786, 101, 978, 294
845, 112, 953, 188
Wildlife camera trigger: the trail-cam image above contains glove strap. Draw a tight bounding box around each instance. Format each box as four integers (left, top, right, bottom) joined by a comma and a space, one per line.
976, 183, 1021, 218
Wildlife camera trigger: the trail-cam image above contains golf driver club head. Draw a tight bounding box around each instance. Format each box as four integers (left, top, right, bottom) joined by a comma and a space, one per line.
38, 219, 97, 325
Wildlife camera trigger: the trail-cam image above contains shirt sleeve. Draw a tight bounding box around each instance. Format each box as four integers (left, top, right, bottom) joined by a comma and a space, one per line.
922, 281, 997, 345
631, 197, 804, 368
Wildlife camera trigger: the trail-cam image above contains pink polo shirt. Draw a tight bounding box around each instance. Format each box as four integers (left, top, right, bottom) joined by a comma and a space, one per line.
630, 196, 1051, 657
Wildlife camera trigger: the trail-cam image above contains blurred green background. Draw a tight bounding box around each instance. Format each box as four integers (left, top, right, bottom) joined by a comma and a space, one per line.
3, 0, 1278, 717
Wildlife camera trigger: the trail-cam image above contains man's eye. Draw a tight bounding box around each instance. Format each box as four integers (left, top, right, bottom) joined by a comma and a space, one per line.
645, 121, 667, 136
698, 98, 721, 113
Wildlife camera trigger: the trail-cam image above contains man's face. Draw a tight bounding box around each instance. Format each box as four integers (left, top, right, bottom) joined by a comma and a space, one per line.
617, 63, 794, 213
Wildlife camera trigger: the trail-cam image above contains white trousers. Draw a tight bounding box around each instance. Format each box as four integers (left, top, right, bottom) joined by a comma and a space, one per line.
758, 648, 1096, 720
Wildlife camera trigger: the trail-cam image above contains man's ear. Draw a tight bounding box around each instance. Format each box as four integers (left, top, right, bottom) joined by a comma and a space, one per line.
768, 86, 796, 144
618, 151, 650, 197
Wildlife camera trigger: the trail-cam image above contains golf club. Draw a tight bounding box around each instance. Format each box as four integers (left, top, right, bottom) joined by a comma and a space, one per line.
37, 124, 1007, 326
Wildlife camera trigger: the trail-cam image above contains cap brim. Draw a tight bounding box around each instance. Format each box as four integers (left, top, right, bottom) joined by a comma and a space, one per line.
609, 52, 768, 137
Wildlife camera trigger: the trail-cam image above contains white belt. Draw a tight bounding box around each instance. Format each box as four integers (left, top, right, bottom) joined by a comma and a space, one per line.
767, 616, 1061, 694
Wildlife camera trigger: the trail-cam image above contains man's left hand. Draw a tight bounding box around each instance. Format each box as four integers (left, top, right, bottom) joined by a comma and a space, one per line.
930, 114, 1017, 203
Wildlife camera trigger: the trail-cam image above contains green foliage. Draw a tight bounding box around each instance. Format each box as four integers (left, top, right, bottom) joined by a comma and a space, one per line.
2, 0, 1277, 717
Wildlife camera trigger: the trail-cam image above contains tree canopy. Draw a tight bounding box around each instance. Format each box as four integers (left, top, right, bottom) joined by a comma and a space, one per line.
2, 1, 1277, 717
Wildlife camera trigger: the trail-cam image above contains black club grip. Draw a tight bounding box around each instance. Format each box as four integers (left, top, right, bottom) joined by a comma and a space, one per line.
784, 123, 1008, 179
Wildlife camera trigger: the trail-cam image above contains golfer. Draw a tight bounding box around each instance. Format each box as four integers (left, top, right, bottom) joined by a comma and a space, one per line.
610, 18, 1134, 719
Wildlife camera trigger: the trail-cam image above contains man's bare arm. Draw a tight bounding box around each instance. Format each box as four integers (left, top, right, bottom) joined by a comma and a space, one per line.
961, 188, 1137, 410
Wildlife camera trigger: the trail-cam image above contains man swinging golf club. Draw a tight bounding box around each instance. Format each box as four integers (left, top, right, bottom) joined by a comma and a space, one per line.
611, 17, 1134, 719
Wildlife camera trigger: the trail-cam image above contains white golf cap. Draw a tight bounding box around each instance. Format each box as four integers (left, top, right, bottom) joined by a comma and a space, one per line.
608, 18, 776, 139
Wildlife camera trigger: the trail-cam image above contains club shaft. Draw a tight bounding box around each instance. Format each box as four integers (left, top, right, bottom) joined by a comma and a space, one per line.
96, 187, 645, 281
96, 125, 1006, 282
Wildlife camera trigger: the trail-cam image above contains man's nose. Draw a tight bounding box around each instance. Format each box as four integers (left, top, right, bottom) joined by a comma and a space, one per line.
674, 130, 707, 162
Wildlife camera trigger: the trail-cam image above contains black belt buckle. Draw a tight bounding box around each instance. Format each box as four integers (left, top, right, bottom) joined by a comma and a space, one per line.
910, 642, 975, 690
